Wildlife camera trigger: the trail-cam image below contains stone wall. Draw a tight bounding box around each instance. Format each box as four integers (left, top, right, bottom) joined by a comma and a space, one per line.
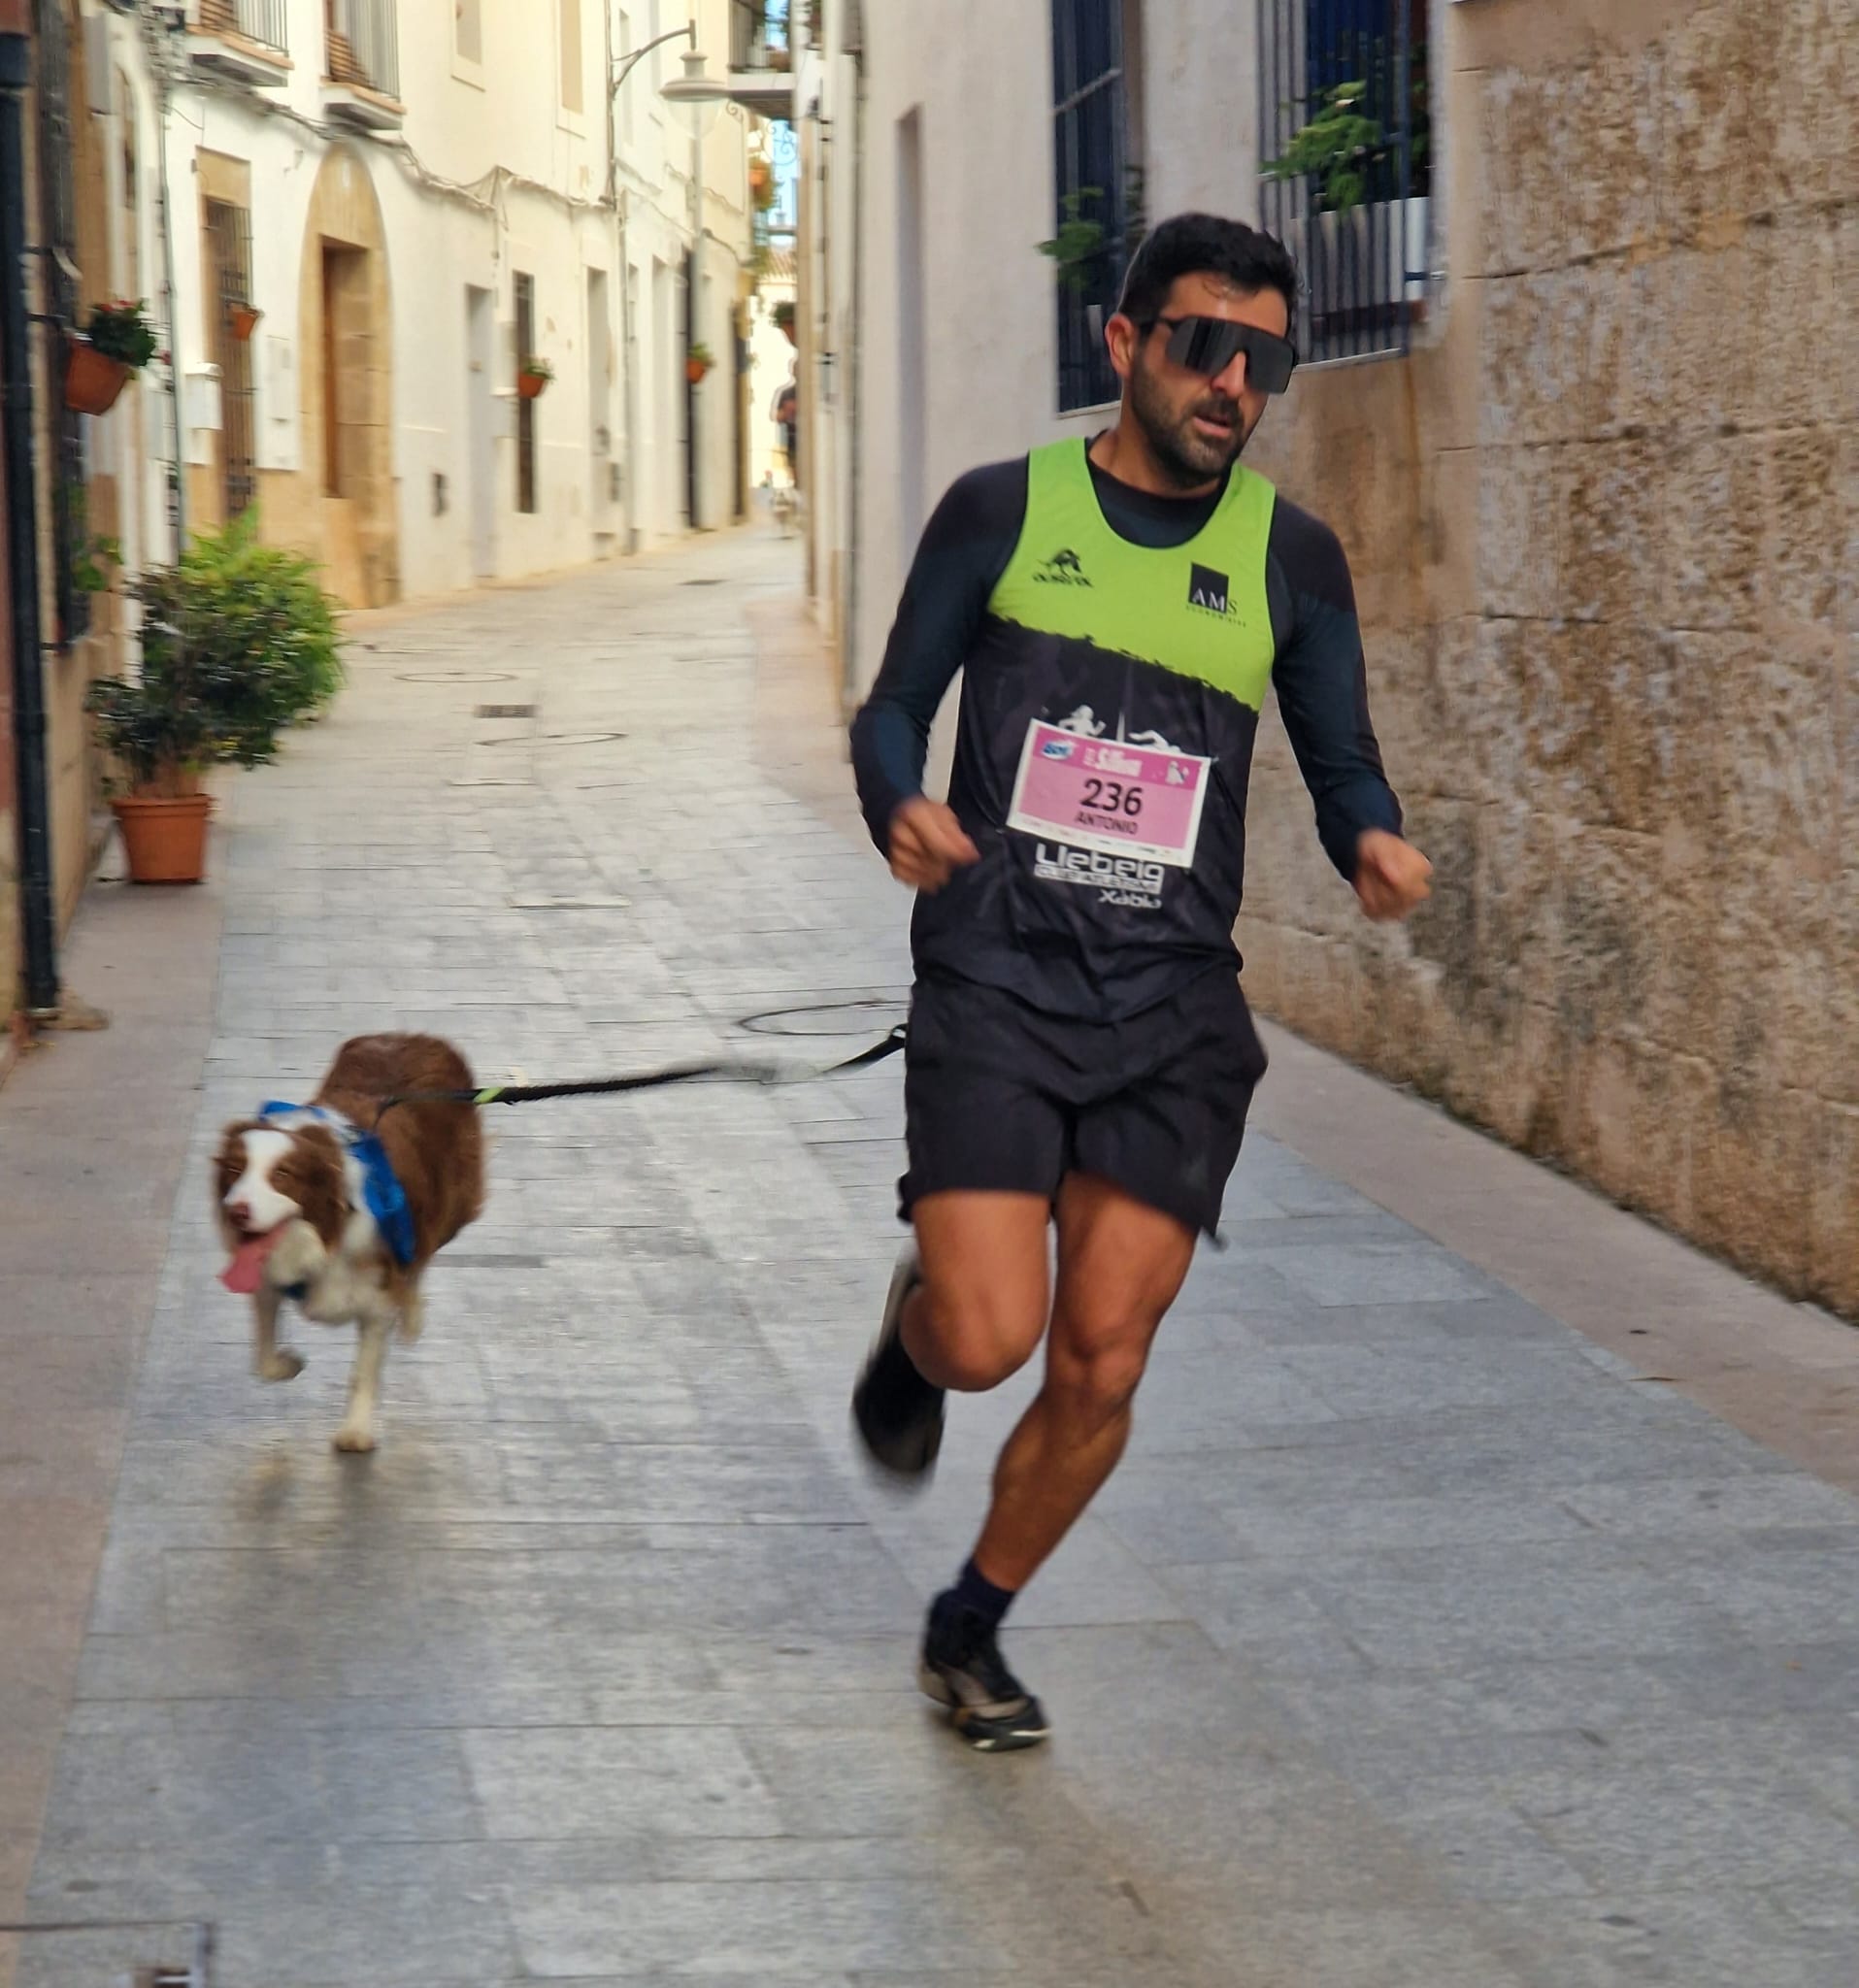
1242, 0, 1858, 1315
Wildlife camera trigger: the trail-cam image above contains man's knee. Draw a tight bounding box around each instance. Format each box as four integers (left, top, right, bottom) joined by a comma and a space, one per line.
1047, 1276, 1173, 1426
914, 1277, 1044, 1393
1049, 1327, 1153, 1427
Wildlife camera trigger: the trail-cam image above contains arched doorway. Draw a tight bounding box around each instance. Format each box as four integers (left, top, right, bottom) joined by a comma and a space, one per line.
294, 145, 397, 607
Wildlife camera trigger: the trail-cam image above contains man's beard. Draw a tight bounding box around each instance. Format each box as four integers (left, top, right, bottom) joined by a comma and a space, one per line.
1130, 359, 1251, 488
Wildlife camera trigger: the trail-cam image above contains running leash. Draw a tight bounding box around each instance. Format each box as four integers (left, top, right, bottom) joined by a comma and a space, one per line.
373, 1025, 907, 1124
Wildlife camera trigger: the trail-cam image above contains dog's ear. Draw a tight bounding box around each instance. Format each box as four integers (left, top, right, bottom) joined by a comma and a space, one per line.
272, 1126, 349, 1248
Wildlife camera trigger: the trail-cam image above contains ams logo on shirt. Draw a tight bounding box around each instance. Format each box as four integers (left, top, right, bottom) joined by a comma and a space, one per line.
1188, 563, 1237, 617
1034, 547, 1093, 586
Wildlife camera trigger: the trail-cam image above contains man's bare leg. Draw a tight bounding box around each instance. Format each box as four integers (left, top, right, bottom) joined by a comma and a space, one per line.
861, 1176, 1194, 1749
971, 1174, 1195, 1590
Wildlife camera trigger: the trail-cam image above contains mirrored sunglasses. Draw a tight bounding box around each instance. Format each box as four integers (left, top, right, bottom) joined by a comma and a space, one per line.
1150, 315, 1299, 394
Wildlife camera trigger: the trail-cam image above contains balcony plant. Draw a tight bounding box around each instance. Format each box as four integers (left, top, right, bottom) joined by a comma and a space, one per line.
66, 298, 158, 416
1038, 188, 1107, 297
1262, 81, 1386, 212
774, 298, 796, 345
517, 354, 553, 400
85, 514, 344, 883
686, 341, 715, 385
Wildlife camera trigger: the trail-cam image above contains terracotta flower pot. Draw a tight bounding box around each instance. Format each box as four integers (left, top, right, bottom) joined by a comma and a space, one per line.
517, 371, 549, 400
65, 342, 131, 416
686, 358, 711, 386
230, 304, 263, 342
113, 793, 213, 884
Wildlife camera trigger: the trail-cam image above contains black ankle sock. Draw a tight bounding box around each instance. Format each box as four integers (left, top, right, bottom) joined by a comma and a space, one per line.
938, 1557, 1017, 1634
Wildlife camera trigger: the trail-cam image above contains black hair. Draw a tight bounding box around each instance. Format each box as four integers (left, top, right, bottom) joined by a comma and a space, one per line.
1115, 213, 1299, 331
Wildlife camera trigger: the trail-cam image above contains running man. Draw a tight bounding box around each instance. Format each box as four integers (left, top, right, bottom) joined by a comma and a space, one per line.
847, 214, 1433, 1751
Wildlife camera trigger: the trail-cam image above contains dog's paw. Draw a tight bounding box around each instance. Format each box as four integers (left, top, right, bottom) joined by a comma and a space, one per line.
331, 1424, 377, 1454
257, 1349, 306, 1383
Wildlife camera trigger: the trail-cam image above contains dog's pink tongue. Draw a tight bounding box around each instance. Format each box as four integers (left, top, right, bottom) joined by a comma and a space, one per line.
221, 1228, 286, 1295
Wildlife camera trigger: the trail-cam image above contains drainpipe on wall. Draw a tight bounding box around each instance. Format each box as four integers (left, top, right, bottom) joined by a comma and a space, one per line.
840, 7, 867, 723
685, 101, 700, 532
0, 3, 61, 1015
146, 7, 187, 553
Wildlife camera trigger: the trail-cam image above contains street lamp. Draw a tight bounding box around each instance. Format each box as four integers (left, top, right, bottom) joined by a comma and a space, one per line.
657, 49, 732, 109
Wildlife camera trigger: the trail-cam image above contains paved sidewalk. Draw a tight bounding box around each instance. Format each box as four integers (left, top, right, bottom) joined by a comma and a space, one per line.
6, 529, 1859, 1987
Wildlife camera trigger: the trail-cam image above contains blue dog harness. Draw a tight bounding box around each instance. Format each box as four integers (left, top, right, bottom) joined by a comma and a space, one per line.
258, 1102, 418, 1267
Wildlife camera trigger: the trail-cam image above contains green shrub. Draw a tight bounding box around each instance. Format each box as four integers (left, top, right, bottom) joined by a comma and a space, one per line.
86, 515, 344, 795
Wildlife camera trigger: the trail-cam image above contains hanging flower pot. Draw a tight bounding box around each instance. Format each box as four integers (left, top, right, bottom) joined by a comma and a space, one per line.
748, 158, 775, 208
517, 354, 553, 400
65, 341, 131, 415
112, 793, 215, 885
686, 342, 715, 386
229, 303, 263, 342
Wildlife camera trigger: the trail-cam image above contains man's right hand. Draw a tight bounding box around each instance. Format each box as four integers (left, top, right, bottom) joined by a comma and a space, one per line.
887, 797, 979, 893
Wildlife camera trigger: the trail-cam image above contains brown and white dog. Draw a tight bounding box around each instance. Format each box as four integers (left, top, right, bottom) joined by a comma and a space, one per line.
214, 1034, 485, 1451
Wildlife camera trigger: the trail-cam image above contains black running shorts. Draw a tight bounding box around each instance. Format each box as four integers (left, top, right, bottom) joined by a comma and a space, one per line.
898, 968, 1269, 1239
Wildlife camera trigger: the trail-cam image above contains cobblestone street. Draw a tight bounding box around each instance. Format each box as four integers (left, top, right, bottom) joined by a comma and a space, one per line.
5, 530, 1859, 1987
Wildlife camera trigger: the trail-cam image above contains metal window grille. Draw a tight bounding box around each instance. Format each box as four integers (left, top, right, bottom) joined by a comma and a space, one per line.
324, 0, 400, 100
198, 0, 289, 57
514, 273, 537, 515
1050, 0, 1135, 413
204, 200, 256, 520
1259, 0, 1428, 367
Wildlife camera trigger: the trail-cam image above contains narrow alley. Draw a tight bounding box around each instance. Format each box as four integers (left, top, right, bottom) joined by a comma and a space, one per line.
6, 533, 1859, 1988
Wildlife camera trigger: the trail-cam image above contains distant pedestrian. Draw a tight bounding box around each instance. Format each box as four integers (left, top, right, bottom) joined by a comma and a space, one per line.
774, 378, 799, 485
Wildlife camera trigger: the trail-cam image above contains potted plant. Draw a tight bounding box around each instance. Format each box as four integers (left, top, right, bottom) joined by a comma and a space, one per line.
686, 341, 715, 385
748, 156, 775, 208
66, 298, 158, 415
85, 515, 345, 884
229, 301, 263, 342
516, 354, 553, 400
774, 298, 796, 345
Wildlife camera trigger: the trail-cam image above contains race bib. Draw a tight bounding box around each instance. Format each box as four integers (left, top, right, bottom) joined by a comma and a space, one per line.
1007, 721, 1212, 868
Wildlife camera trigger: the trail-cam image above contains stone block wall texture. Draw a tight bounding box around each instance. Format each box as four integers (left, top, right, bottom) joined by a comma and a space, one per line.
1243, 0, 1859, 1316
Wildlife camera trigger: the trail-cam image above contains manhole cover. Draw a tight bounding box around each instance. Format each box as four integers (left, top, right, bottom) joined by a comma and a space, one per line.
395, 670, 517, 683
509, 894, 632, 911
479, 730, 627, 748
475, 703, 537, 718
739, 996, 910, 1038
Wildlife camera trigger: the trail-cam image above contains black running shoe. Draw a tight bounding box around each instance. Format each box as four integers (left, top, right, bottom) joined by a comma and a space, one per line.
850, 1249, 946, 1481
919, 1600, 1051, 1752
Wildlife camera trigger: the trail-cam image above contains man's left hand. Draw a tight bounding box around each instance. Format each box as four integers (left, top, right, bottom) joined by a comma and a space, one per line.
1353, 829, 1433, 922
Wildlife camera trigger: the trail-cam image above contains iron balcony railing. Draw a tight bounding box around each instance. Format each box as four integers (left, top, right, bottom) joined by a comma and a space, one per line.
729, 0, 792, 77
1259, 0, 1428, 366
198, 0, 288, 57
324, 0, 400, 100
